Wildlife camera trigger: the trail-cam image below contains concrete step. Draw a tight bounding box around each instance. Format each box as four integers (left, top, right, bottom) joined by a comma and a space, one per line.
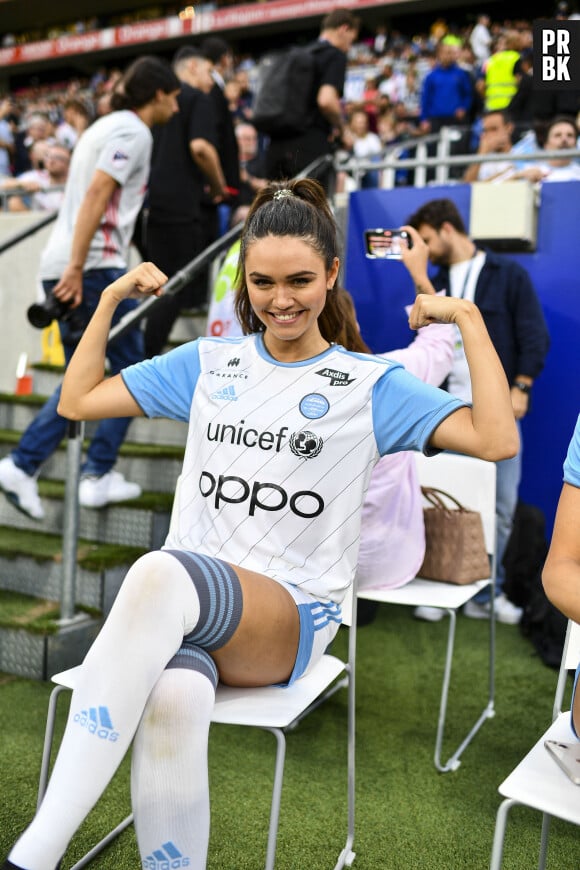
0, 587, 102, 679
0, 524, 145, 612
0, 479, 172, 548
0, 392, 188, 447
0, 432, 183, 494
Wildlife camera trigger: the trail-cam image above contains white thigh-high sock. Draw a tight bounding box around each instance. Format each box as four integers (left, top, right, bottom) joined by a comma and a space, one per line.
9, 551, 202, 870
132, 664, 216, 870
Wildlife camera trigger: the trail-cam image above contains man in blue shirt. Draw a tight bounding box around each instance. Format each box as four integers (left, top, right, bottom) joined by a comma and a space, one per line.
420, 42, 474, 133
420, 41, 473, 179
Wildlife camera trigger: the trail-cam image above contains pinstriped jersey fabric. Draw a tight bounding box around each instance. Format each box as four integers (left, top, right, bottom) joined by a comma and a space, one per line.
122, 334, 463, 602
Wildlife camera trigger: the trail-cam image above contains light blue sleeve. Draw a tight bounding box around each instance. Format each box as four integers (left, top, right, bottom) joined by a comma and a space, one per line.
563, 414, 580, 488
121, 340, 202, 421
372, 365, 466, 456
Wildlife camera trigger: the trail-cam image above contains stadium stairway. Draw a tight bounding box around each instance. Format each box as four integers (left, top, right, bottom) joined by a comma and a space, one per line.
0, 310, 206, 680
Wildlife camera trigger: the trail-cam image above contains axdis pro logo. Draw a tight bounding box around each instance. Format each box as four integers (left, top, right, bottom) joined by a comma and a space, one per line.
533, 20, 580, 88
199, 472, 324, 518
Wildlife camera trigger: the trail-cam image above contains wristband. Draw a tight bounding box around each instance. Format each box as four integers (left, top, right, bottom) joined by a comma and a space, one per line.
513, 381, 531, 394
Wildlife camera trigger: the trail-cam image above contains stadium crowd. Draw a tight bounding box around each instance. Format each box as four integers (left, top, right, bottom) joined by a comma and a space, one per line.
1, 5, 579, 214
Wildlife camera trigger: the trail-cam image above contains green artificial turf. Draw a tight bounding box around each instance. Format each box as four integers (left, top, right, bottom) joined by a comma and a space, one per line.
0, 606, 577, 869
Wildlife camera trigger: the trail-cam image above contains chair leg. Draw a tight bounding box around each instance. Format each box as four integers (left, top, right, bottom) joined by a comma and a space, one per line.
538, 813, 552, 870
38, 684, 69, 808
334, 661, 356, 869
263, 728, 287, 870
434, 609, 495, 773
69, 814, 134, 870
489, 798, 518, 870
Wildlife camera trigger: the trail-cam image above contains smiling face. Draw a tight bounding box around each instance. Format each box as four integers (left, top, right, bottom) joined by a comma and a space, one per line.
245, 235, 339, 360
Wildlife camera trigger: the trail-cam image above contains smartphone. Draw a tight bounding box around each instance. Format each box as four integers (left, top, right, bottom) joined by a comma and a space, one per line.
544, 739, 580, 785
364, 228, 412, 260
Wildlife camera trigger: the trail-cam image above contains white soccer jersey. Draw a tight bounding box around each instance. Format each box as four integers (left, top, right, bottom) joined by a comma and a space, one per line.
122, 334, 464, 603
40, 110, 152, 280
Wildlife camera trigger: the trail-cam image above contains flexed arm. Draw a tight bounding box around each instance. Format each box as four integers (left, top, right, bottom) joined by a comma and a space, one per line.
400, 226, 519, 462
58, 262, 168, 422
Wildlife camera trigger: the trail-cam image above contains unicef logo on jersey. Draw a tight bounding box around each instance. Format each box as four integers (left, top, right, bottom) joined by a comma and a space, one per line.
289, 430, 323, 459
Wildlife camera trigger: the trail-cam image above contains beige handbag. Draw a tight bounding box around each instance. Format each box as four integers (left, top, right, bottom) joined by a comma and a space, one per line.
418, 486, 490, 585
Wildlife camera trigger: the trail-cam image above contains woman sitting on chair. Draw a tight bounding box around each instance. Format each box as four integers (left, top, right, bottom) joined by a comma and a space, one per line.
2, 178, 518, 870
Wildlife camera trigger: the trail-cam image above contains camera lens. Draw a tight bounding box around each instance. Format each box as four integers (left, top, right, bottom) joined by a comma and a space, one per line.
27, 292, 71, 329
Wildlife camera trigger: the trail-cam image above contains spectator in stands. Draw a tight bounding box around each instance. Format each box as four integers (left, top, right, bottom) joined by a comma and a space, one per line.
223, 78, 245, 125
463, 108, 517, 182
232, 122, 268, 224
0, 97, 15, 179
56, 97, 92, 150
143, 46, 227, 359
483, 30, 521, 111
1, 142, 70, 211
233, 65, 255, 123
201, 36, 241, 236
12, 111, 55, 175
378, 59, 406, 105
362, 76, 381, 131
419, 40, 473, 178
419, 41, 473, 135
469, 13, 492, 67
264, 8, 360, 191
407, 198, 550, 624
500, 116, 580, 182
341, 106, 383, 188
0, 56, 180, 520
507, 48, 535, 129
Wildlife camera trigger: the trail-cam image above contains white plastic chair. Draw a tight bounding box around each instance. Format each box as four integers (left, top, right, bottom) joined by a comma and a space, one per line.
489, 619, 580, 870
358, 451, 497, 772
37, 585, 357, 870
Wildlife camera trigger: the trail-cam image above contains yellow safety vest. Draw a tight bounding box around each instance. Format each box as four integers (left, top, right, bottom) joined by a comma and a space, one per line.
485, 50, 519, 110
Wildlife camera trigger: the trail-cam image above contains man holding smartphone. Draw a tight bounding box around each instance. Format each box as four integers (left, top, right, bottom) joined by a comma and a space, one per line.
405, 198, 550, 625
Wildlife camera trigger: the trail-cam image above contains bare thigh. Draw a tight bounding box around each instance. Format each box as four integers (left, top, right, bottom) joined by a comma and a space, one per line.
210, 565, 300, 688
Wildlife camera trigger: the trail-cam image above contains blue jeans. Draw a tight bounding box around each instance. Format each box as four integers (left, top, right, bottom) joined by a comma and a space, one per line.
12, 269, 144, 477
475, 422, 522, 602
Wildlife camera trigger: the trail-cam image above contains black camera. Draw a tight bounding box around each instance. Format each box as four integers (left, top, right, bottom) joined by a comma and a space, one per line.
27, 292, 85, 332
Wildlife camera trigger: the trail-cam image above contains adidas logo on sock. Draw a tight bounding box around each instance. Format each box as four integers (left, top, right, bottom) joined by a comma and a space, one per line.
210, 384, 238, 401
73, 705, 119, 742
142, 841, 190, 869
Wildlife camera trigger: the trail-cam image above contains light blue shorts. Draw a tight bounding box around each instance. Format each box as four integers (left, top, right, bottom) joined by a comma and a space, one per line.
269, 577, 343, 687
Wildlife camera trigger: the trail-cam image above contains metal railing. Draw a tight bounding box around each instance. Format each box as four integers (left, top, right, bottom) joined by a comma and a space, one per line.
0, 183, 65, 212
336, 127, 580, 190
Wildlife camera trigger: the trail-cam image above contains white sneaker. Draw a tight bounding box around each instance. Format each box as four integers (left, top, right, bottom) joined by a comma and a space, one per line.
464, 594, 523, 625
0, 455, 45, 519
414, 605, 445, 623
79, 470, 142, 509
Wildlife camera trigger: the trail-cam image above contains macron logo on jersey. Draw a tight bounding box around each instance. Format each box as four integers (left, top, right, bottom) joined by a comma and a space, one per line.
73, 705, 119, 742
111, 149, 129, 167
211, 384, 238, 401
142, 841, 190, 869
